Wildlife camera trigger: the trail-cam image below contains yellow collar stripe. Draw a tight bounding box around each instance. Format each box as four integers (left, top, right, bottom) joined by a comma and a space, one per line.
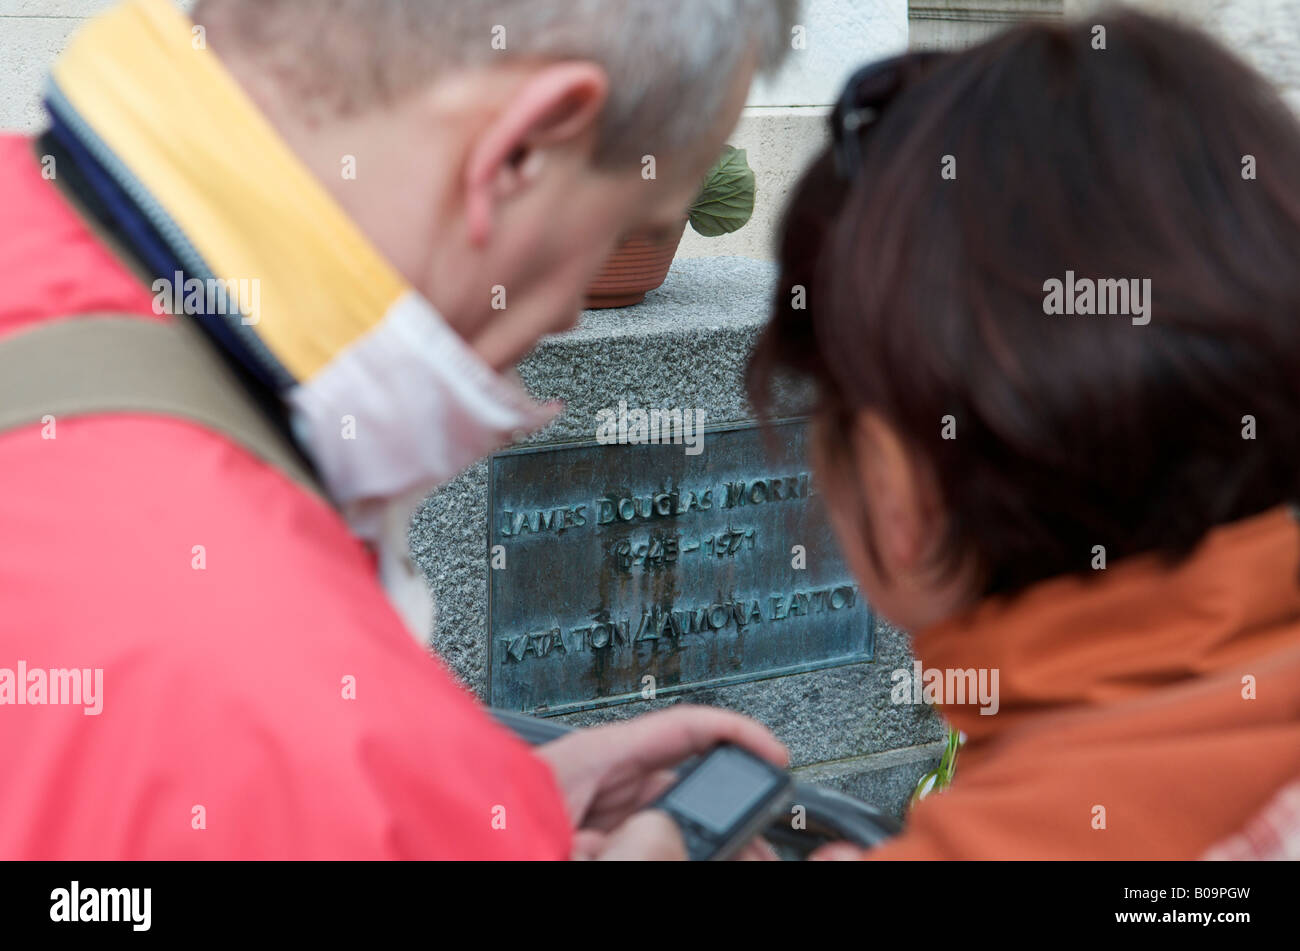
51, 0, 409, 383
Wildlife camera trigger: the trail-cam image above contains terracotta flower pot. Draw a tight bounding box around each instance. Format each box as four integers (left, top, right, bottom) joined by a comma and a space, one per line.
584, 221, 688, 309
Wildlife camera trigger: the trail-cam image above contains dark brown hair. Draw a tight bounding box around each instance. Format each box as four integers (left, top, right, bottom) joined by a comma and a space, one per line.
749, 12, 1300, 597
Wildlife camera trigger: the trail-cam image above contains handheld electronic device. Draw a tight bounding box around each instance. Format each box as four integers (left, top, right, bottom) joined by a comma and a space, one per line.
651, 743, 794, 861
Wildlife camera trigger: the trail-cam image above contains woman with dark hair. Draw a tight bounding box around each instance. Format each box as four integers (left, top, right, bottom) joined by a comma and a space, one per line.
750, 11, 1300, 859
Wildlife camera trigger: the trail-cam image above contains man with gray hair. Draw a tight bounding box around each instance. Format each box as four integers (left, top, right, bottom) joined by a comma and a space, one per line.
0, 0, 796, 860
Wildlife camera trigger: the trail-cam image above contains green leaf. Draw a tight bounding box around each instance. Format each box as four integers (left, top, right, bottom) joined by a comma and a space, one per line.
909, 770, 939, 810
908, 727, 964, 813
688, 145, 756, 237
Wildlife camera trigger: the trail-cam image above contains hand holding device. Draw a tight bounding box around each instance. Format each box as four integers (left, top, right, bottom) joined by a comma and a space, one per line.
649, 742, 794, 861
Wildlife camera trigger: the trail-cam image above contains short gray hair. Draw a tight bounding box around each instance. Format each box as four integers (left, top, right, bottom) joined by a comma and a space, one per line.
195, 0, 800, 165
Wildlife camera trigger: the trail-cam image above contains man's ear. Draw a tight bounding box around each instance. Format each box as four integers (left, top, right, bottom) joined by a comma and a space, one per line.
852, 411, 939, 573
464, 62, 609, 246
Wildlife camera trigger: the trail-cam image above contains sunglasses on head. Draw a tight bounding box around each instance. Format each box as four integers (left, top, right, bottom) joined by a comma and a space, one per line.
831, 51, 947, 180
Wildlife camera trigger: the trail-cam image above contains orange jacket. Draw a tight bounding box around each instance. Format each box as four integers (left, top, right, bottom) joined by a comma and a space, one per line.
869, 506, 1300, 859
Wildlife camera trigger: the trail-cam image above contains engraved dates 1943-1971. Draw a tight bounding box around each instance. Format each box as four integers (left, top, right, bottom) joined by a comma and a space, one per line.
486, 420, 873, 715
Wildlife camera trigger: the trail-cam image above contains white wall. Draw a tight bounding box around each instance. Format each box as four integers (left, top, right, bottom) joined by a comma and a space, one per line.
0, 1, 202, 130
750, 0, 909, 107
0, 1, 112, 131
680, 0, 909, 260
12, 1, 1290, 261
0, 1, 906, 131
0, 0, 908, 260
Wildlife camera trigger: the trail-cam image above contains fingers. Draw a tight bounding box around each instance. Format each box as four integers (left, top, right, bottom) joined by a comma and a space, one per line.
535, 705, 789, 837
809, 842, 865, 861
595, 810, 686, 861
733, 837, 780, 861
571, 829, 608, 860
629, 767, 678, 810
580, 767, 678, 833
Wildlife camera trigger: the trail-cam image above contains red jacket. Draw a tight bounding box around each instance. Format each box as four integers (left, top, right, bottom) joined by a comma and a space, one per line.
0, 136, 572, 859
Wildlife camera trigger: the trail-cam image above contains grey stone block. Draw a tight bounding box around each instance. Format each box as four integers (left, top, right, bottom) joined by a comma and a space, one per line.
410, 256, 942, 783
794, 741, 948, 821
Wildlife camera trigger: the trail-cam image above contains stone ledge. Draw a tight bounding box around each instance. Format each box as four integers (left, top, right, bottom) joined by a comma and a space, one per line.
410, 254, 943, 775
511, 257, 782, 449
540, 256, 778, 346
794, 740, 948, 819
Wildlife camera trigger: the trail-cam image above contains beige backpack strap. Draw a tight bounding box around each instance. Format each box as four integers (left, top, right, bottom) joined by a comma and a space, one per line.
0, 315, 328, 503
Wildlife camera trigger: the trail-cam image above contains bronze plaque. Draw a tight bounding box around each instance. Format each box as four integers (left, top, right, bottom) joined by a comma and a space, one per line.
487, 419, 872, 714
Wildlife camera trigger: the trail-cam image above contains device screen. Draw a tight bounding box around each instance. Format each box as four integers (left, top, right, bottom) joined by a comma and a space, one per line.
662, 746, 782, 833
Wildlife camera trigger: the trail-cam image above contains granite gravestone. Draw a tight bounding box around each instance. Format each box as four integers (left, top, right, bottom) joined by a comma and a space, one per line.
411, 257, 944, 817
